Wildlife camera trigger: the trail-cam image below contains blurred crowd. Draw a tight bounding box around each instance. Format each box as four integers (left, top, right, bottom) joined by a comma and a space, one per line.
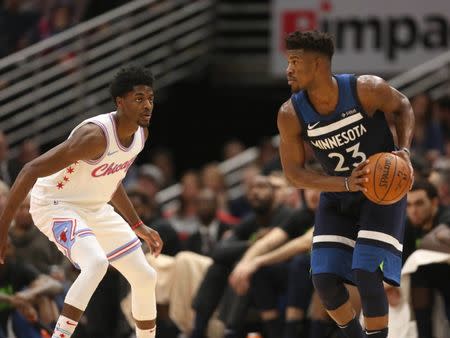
0, 92, 449, 338
0, 0, 176, 60
0, 0, 90, 58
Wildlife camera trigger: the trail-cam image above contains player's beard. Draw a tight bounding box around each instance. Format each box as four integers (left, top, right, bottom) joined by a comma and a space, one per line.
252, 199, 273, 215
138, 115, 151, 127
138, 120, 150, 128
290, 83, 302, 93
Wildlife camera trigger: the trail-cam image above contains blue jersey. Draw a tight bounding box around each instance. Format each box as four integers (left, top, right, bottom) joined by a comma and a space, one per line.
291, 74, 395, 176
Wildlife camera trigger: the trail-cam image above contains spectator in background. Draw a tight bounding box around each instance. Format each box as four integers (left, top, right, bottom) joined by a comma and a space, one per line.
257, 138, 278, 169
136, 164, 164, 201
410, 154, 431, 181
9, 195, 63, 274
200, 163, 239, 225
185, 188, 231, 256
190, 175, 293, 338
127, 187, 180, 257
150, 147, 176, 188
269, 171, 301, 210
0, 132, 18, 187
403, 180, 450, 338
0, 0, 40, 57
411, 93, 445, 161
229, 188, 320, 338
434, 97, 450, 139
169, 171, 201, 238
222, 139, 245, 161
200, 163, 228, 211
429, 169, 450, 207
10, 139, 41, 183
258, 137, 281, 175
229, 163, 261, 219
0, 237, 63, 337
30, 0, 74, 43
432, 137, 450, 175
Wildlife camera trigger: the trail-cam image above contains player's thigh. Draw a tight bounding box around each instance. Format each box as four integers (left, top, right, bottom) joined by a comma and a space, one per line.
354, 196, 407, 286
30, 201, 95, 267
89, 204, 142, 263
311, 192, 358, 283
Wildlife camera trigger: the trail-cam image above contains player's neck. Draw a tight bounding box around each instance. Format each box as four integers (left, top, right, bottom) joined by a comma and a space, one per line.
306, 75, 338, 114
307, 75, 336, 103
113, 111, 139, 138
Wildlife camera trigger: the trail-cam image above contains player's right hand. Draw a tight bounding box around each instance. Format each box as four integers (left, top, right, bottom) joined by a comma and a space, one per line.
348, 160, 370, 192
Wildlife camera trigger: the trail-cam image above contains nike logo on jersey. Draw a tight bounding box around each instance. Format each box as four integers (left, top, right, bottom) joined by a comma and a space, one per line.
307, 122, 320, 129
66, 321, 77, 326
107, 150, 118, 156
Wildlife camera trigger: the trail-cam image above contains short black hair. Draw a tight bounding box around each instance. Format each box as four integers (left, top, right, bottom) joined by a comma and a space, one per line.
285, 31, 334, 60
411, 179, 438, 200
109, 66, 154, 104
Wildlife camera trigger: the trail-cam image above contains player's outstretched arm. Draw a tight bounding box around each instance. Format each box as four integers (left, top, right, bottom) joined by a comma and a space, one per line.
277, 100, 364, 192
0, 124, 106, 262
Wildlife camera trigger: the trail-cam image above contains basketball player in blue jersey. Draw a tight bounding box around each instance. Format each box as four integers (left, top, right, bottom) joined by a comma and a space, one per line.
0, 66, 162, 338
277, 31, 415, 338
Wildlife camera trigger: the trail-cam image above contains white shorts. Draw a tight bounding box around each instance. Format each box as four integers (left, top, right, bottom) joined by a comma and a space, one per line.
29, 197, 141, 268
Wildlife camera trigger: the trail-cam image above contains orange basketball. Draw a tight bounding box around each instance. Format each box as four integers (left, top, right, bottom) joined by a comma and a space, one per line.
362, 152, 412, 205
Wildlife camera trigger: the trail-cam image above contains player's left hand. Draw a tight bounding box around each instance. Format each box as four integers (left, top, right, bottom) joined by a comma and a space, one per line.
392, 149, 414, 189
229, 260, 259, 295
135, 225, 163, 257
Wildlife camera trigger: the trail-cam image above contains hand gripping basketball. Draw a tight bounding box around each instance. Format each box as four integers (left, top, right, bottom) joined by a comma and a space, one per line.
362, 152, 413, 205
347, 160, 370, 193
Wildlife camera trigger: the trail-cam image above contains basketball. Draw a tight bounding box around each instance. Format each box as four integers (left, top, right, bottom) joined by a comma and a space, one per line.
362, 152, 412, 205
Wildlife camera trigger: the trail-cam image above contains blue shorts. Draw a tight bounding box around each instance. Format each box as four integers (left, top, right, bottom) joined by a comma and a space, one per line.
311, 192, 406, 286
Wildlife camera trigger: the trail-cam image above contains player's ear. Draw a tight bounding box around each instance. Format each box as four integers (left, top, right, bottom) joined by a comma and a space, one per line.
315, 55, 325, 71
115, 96, 123, 108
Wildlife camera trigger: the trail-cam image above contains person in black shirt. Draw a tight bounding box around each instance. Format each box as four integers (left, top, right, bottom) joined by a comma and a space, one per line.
190, 175, 293, 338
185, 188, 231, 256
128, 187, 181, 257
229, 188, 318, 338
403, 180, 450, 338
0, 238, 62, 337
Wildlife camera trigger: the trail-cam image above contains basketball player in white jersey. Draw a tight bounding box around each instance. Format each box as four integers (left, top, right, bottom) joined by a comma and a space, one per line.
0, 66, 163, 338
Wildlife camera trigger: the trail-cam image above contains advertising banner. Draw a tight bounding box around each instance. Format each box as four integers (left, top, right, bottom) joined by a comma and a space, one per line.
271, 0, 450, 75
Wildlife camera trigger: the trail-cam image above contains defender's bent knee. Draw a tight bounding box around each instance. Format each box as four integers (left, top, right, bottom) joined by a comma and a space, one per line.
89, 255, 109, 274
131, 262, 157, 290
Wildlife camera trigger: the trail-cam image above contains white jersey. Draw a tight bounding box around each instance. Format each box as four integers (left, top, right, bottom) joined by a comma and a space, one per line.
31, 112, 145, 210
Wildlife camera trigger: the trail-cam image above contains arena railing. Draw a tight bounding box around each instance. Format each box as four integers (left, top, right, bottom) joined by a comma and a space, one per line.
389, 50, 450, 100
0, 0, 215, 158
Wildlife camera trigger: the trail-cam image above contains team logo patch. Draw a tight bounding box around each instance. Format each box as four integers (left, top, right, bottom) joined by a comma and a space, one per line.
52, 220, 76, 251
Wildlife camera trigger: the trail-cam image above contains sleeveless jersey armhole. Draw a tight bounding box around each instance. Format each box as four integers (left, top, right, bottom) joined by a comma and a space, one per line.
83, 121, 110, 165
349, 75, 365, 112
290, 95, 308, 138
139, 127, 146, 152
